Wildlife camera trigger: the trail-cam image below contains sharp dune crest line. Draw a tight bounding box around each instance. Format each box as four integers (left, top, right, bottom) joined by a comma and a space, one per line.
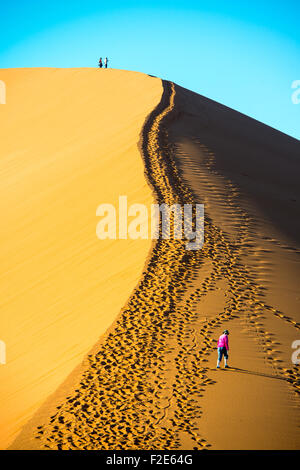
10, 77, 300, 450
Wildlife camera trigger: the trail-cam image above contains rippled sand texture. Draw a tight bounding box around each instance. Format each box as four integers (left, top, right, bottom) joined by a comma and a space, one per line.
167, 84, 300, 449
10, 78, 300, 450
0, 68, 162, 449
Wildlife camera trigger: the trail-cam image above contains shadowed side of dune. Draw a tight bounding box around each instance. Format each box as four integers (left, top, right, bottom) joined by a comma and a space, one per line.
171, 84, 300, 245
166, 83, 300, 449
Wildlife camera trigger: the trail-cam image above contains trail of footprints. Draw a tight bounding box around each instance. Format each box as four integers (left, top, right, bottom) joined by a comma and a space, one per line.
35, 82, 299, 450
172, 137, 300, 397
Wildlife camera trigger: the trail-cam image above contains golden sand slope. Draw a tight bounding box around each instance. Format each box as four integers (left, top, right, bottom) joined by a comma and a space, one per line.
11, 82, 205, 450
0, 68, 162, 449
10, 78, 300, 450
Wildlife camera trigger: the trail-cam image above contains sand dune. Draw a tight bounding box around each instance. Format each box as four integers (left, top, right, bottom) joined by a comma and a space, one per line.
0, 68, 162, 449
4, 70, 300, 450
168, 85, 300, 448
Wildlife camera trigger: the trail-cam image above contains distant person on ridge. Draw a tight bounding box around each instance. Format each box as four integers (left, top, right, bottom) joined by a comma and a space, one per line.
98, 57, 103, 68
217, 329, 229, 368
104, 57, 108, 68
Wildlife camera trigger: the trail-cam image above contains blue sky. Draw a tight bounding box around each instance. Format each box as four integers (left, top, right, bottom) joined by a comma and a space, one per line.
0, 0, 299, 139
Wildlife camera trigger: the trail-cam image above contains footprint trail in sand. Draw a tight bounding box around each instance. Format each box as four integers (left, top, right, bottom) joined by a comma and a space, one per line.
30, 81, 300, 450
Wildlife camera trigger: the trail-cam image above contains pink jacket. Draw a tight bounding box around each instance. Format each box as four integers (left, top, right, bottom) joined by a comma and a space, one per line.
217, 333, 229, 350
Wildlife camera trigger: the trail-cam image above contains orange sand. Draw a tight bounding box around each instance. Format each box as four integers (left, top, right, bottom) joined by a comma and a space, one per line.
167, 84, 300, 449
2, 71, 300, 450
0, 68, 162, 449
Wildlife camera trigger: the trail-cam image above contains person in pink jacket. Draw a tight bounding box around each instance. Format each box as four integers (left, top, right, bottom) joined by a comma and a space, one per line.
217, 329, 229, 368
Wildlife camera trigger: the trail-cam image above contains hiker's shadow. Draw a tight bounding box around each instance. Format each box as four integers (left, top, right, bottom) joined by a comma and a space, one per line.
222, 367, 286, 382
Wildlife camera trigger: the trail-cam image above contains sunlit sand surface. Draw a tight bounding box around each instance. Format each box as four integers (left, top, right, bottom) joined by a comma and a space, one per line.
0, 68, 162, 448
3, 70, 300, 450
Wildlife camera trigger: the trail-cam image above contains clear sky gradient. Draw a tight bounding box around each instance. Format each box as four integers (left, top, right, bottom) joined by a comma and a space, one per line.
0, 0, 299, 139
